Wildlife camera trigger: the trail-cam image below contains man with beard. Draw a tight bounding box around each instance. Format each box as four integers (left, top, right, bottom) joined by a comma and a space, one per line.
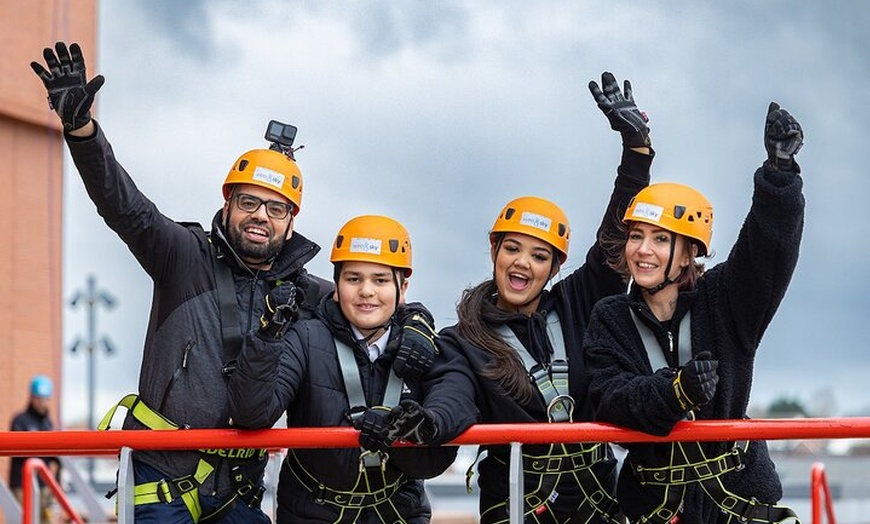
30, 41, 331, 523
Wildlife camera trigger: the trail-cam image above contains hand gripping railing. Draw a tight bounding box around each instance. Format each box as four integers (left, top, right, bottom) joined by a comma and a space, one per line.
2, 417, 869, 523
21, 458, 85, 524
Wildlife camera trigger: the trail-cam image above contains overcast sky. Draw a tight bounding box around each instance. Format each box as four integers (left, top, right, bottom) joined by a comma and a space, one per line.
57, 1, 870, 427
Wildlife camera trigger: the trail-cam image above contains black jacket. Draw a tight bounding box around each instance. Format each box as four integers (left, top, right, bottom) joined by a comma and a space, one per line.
228, 298, 478, 523
583, 165, 804, 523
438, 147, 652, 521
65, 122, 329, 497
9, 405, 59, 489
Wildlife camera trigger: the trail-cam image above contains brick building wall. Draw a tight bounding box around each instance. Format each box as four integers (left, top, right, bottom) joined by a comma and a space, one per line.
0, 0, 97, 516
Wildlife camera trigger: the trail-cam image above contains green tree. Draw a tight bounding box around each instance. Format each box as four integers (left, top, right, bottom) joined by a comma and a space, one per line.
767, 396, 808, 417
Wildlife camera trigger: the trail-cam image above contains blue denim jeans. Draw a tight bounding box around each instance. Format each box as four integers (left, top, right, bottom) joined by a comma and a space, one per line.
132, 461, 270, 524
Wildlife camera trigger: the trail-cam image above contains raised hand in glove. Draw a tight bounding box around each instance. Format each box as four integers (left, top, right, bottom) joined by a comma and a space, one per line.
589, 71, 650, 148
764, 102, 804, 173
353, 407, 396, 453
393, 310, 439, 382
387, 399, 439, 445
31, 42, 105, 132
259, 281, 299, 339
672, 351, 719, 412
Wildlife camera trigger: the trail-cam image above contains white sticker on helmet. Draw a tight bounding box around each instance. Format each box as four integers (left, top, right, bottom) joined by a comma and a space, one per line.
349, 237, 382, 255
631, 202, 664, 222
252, 166, 286, 190
519, 212, 551, 232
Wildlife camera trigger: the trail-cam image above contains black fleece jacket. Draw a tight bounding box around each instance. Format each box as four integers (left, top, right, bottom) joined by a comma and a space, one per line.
583, 165, 804, 523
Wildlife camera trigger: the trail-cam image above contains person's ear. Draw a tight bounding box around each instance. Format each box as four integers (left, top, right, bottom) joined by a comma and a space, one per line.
490, 243, 498, 264
549, 262, 561, 279
221, 200, 230, 222
397, 277, 410, 305
681, 240, 698, 267
285, 216, 294, 240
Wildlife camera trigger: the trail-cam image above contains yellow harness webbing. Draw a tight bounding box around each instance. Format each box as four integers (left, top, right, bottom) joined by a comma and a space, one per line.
132, 459, 215, 522
286, 449, 408, 523
98, 393, 180, 431
633, 442, 801, 524
99, 394, 261, 523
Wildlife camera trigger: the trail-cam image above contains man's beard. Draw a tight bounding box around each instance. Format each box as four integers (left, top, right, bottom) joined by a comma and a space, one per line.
227, 221, 284, 264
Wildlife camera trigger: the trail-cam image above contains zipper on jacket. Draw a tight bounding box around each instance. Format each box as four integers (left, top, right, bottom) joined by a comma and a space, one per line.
158, 340, 194, 413
666, 330, 678, 368
247, 277, 259, 334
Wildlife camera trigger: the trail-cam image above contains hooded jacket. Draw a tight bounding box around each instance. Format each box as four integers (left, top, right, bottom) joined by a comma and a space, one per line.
228, 297, 478, 523
438, 147, 652, 522
65, 122, 329, 497
583, 165, 804, 523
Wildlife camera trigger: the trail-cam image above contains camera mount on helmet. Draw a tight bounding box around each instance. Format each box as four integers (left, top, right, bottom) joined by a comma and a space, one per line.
265, 120, 304, 160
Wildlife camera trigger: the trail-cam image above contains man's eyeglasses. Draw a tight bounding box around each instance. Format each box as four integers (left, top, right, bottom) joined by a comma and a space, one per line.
234, 193, 294, 220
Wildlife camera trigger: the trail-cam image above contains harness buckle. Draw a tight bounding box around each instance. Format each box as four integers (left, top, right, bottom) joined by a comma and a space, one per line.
547, 394, 575, 423
737, 497, 759, 523
359, 450, 386, 471
731, 446, 746, 471
529, 363, 550, 384
247, 485, 265, 508
155, 480, 171, 504
174, 477, 196, 494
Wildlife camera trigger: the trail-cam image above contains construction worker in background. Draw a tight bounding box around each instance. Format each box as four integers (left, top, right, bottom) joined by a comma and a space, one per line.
9, 375, 61, 523
31, 41, 332, 523
227, 215, 477, 523
433, 72, 653, 523
583, 103, 804, 523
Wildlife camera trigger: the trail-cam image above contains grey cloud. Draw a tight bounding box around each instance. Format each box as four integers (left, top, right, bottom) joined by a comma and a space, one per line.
61, 1, 870, 426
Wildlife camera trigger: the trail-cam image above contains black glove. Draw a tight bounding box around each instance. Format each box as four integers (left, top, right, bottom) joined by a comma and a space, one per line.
258, 281, 299, 339
30, 42, 105, 132
353, 407, 396, 453
387, 399, 439, 445
392, 311, 438, 381
764, 102, 803, 173
673, 351, 719, 411
589, 71, 650, 148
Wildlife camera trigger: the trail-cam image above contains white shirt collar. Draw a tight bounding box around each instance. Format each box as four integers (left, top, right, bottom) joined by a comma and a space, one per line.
351, 325, 392, 361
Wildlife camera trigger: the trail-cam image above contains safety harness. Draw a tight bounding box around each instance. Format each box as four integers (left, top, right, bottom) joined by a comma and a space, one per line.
628, 312, 800, 524
98, 394, 266, 523
477, 313, 620, 524
97, 235, 270, 522
283, 337, 411, 523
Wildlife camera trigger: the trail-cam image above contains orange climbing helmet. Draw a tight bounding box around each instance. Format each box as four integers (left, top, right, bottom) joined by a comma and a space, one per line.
222, 149, 303, 215
331, 215, 413, 276
490, 196, 570, 263
624, 182, 713, 256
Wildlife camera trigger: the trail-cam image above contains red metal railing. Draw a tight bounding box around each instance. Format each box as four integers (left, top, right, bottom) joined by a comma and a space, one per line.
811, 461, 837, 524
3, 418, 869, 455
3, 417, 868, 523
21, 458, 85, 524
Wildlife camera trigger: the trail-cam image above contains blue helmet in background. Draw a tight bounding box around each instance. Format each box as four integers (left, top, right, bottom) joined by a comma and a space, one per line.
30, 375, 53, 398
